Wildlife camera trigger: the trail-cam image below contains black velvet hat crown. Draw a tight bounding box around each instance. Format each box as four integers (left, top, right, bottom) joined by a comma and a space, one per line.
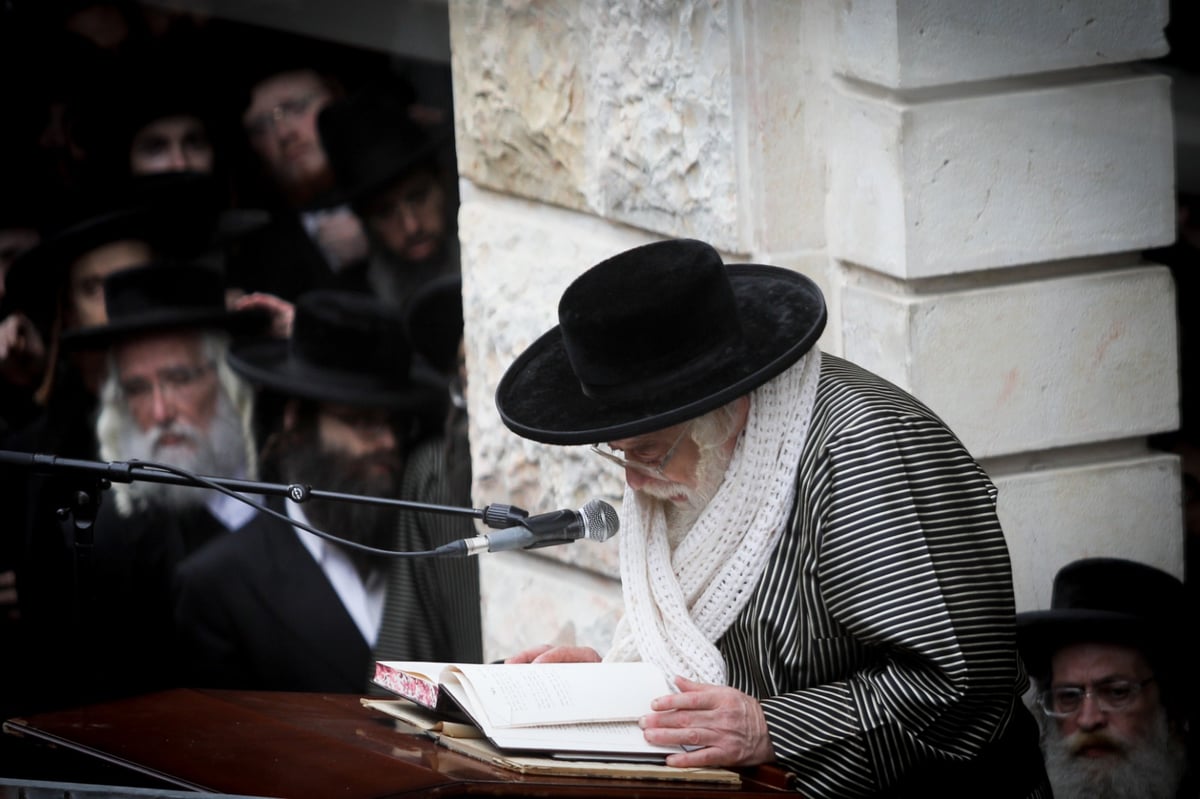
404, 274, 463, 377
60, 261, 271, 350
227, 290, 444, 411
495, 238, 827, 444
1016, 557, 1185, 678
317, 84, 446, 205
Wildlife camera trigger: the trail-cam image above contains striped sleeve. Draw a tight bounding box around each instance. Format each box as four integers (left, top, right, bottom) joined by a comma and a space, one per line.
720, 356, 1034, 799
392, 437, 484, 663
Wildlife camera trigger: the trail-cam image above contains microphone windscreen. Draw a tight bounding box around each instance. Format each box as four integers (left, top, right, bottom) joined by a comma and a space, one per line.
580, 499, 619, 541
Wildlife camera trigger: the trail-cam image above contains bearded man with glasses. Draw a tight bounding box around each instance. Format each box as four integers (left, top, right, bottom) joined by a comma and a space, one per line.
1018, 557, 1194, 799
496, 239, 1052, 798
27, 261, 271, 710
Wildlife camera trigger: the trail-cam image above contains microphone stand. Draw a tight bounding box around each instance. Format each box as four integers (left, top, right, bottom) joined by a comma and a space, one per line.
0, 449, 532, 535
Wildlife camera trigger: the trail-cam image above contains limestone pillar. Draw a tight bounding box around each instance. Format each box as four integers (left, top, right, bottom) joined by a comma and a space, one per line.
449, 0, 1179, 660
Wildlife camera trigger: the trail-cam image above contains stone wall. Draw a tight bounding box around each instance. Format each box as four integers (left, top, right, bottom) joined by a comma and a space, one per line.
448, 0, 1181, 661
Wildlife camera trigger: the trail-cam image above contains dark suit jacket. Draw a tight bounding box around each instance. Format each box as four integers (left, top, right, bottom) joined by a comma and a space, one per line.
226, 210, 370, 303
173, 438, 483, 693
173, 503, 373, 692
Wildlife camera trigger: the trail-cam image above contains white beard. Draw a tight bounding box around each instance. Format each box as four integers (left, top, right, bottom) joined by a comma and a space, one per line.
115, 390, 248, 513
1041, 707, 1188, 799
637, 438, 735, 550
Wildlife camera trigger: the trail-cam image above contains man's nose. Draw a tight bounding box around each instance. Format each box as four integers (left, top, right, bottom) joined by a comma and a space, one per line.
150, 383, 177, 424
1074, 693, 1108, 731
372, 424, 397, 452
166, 145, 197, 171
624, 466, 650, 491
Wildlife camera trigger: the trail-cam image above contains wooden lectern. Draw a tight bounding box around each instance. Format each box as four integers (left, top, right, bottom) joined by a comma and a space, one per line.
3, 689, 796, 798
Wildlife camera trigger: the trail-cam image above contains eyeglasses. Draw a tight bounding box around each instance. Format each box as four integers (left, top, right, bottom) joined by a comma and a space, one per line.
245, 93, 325, 140
590, 423, 691, 478
1037, 677, 1155, 718
119, 362, 215, 411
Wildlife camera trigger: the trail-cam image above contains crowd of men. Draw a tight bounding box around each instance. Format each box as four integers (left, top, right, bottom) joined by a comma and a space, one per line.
0, 3, 1193, 798
0, 1, 470, 724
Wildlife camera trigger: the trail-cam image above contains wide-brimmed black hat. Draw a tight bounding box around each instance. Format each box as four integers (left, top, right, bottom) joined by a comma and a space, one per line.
60, 261, 270, 350
227, 290, 444, 411
5, 172, 267, 322
317, 83, 447, 205
495, 238, 827, 445
1016, 557, 1185, 678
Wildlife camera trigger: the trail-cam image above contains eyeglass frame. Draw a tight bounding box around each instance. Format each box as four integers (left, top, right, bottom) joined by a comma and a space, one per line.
244, 92, 327, 140
590, 423, 692, 478
1037, 676, 1155, 718
118, 361, 216, 410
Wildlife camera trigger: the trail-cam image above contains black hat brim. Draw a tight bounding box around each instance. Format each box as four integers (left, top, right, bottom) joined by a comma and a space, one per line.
228, 338, 444, 411
495, 264, 826, 445
61, 307, 272, 351
1016, 610, 1166, 676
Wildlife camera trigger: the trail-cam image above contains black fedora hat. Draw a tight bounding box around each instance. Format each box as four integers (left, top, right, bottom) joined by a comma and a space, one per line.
227, 290, 445, 411
1016, 557, 1185, 678
60, 261, 270, 350
495, 238, 827, 445
317, 83, 447, 205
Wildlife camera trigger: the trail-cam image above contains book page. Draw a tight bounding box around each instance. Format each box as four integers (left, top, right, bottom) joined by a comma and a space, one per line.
465, 714, 681, 758
445, 662, 674, 727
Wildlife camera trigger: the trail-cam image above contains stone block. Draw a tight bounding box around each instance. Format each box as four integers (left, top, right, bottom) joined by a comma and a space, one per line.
449, 0, 742, 250
828, 71, 1174, 278
995, 452, 1184, 614
481, 550, 623, 663
834, 0, 1168, 89
458, 186, 648, 573
843, 265, 1178, 458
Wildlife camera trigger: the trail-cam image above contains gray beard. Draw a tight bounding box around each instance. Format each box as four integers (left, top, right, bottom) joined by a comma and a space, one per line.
641, 441, 734, 550
116, 391, 248, 513
1041, 707, 1188, 799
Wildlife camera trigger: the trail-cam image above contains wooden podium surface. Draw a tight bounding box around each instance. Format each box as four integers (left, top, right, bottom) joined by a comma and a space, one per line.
3, 689, 795, 798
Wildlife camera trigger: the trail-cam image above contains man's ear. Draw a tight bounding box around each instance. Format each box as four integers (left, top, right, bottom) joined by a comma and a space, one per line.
282, 398, 301, 432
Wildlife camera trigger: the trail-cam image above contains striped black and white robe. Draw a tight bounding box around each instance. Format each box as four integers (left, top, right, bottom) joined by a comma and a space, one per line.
718, 355, 1050, 798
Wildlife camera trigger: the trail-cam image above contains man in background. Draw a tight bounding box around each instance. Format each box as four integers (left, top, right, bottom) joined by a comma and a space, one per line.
318, 82, 459, 306
229, 36, 374, 301
1017, 557, 1193, 799
173, 290, 481, 693
49, 260, 268, 707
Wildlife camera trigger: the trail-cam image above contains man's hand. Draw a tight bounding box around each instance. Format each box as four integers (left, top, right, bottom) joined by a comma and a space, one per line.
639, 675, 775, 768
0, 312, 46, 386
314, 208, 369, 268
503, 645, 602, 664
234, 293, 295, 339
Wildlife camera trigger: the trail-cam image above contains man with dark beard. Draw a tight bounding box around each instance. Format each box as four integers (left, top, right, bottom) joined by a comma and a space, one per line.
1018, 558, 1194, 799
48, 260, 268, 708
172, 290, 483, 693
316, 82, 459, 307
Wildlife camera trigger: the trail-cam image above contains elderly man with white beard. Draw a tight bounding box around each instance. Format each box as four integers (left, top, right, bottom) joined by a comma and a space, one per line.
496, 239, 1052, 798
1018, 558, 1194, 799
54, 261, 269, 707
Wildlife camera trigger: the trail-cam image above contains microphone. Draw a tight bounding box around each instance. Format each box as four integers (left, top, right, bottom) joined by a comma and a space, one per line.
435, 499, 619, 557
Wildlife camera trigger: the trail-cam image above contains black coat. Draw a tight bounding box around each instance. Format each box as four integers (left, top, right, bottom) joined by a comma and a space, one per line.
172, 438, 483, 693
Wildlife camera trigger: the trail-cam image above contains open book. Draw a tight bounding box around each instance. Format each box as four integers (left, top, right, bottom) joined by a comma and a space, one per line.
372, 660, 684, 760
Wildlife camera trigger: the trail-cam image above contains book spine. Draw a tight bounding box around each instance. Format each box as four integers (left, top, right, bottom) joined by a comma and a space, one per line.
373, 664, 441, 709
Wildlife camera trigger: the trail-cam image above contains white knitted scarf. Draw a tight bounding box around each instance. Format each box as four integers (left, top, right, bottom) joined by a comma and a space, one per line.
605, 349, 822, 684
